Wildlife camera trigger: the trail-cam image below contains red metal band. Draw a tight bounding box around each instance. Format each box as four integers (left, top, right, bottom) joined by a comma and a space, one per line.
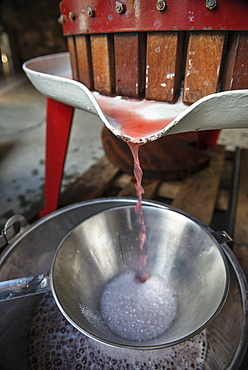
59, 0, 248, 36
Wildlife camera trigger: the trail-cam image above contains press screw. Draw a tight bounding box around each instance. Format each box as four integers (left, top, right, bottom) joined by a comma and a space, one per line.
116, 2, 126, 14
87, 7, 95, 17
69, 11, 76, 21
156, 0, 167, 12
206, 0, 217, 10
57, 14, 66, 25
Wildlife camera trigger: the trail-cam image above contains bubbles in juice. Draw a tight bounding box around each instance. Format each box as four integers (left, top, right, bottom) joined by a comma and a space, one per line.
100, 270, 177, 342
29, 293, 206, 370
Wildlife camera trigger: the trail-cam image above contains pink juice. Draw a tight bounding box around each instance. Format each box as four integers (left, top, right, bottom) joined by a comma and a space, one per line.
32, 293, 205, 369
99, 139, 179, 341
95, 95, 179, 280
95, 95, 181, 341
127, 142, 148, 282
104, 108, 172, 139
95, 96, 177, 281
95, 94, 176, 140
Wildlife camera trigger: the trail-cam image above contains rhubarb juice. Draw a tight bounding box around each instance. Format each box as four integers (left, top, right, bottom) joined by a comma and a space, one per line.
97, 95, 173, 279
96, 96, 175, 278
95, 94, 179, 141
97, 94, 179, 341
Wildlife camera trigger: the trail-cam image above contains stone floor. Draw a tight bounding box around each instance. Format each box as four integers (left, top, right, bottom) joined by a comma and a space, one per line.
0, 75, 104, 228
0, 74, 248, 229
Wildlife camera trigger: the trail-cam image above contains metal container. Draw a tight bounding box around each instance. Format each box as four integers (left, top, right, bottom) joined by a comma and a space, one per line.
0, 198, 247, 369
50, 205, 229, 350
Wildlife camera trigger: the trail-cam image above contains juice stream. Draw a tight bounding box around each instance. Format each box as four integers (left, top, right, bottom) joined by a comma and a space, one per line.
128, 142, 149, 283
95, 95, 176, 281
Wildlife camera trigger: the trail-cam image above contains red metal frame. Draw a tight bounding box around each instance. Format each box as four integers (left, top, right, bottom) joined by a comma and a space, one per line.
39, 98, 74, 218
60, 0, 248, 36
197, 130, 220, 149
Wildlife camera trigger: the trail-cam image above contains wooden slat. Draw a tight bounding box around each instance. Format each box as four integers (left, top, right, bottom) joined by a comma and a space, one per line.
234, 149, 248, 245
158, 181, 229, 211
90, 34, 115, 95
233, 149, 248, 278
59, 156, 119, 207
172, 145, 226, 226
215, 189, 229, 212
183, 32, 225, 103
67, 36, 79, 80
233, 244, 248, 280
114, 32, 146, 98
222, 31, 248, 90
117, 180, 136, 198
143, 179, 161, 199
75, 34, 93, 89
146, 32, 184, 102
117, 178, 161, 199
114, 173, 133, 189
158, 181, 181, 199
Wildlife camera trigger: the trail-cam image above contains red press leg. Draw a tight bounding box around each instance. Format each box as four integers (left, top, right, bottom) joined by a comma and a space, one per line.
39, 98, 74, 218
197, 130, 220, 149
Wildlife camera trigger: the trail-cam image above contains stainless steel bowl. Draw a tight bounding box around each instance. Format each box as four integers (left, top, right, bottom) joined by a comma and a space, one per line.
51, 205, 229, 350
0, 199, 247, 369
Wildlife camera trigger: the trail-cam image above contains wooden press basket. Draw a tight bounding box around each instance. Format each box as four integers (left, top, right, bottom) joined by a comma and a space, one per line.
58, 0, 248, 179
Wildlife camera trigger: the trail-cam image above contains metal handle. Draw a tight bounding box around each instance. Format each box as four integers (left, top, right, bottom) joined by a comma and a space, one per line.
212, 230, 233, 245
0, 214, 29, 252
0, 273, 50, 302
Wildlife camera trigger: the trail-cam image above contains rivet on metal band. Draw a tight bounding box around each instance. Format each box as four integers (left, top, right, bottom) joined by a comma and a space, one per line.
116, 2, 126, 14
206, 0, 217, 10
69, 11, 76, 21
87, 7, 95, 17
156, 0, 167, 12
57, 14, 66, 25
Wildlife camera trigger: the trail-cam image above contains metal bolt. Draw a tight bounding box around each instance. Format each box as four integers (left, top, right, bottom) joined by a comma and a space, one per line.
69, 11, 76, 21
156, 0, 167, 12
206, 0, 217, 10
87, 7, 95, 17
57, 14, 66, 25
116, 2, 125, 14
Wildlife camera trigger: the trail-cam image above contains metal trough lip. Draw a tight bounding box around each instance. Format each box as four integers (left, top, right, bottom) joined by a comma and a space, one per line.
23, 52, 248, 143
